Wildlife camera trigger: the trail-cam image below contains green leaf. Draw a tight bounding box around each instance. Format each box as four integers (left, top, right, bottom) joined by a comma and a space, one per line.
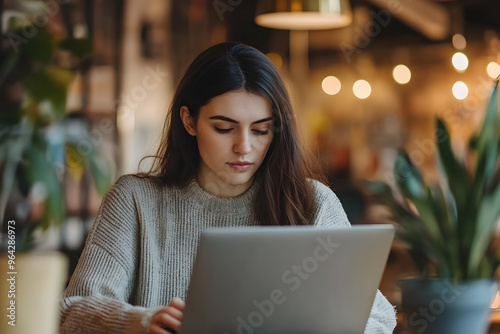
468, 180, 500, 277
365, 180, 390, 195
474, 81, 499, 173
26, 142, 65, 226
22, 27, 56, 64
429, 185, 454, 233
434, 157, 458, 227
16, 224, 38, 252
477, 256, 494, 279
429, 184, 461, 277
0, 121, 32, 225
59, 38, 93, 59
65, 142, 113, 196
364, 181, 414, 219
394, 151, 426, 200
90, 157, 111, 195
469, 82, 499, 203
87, 150, 113, 195
436, 118, 469, 210
488, 164, 500, 193
394, 152, 443, 243
23, 66, 74, 118
398, 218, 451, 277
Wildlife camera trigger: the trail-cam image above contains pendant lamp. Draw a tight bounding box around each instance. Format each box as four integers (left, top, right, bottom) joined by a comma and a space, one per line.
255, 0, 353, 30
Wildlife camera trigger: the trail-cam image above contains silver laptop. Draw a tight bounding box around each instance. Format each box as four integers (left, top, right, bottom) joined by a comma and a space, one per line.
180, 225, 395, 334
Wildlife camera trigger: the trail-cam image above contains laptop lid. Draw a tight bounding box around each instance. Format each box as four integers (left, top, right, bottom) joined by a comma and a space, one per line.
180, 225, 395, 334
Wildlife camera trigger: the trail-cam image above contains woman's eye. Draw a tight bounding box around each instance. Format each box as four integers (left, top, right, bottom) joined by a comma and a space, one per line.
252, 129, 269, 135
215, 127, 232, 133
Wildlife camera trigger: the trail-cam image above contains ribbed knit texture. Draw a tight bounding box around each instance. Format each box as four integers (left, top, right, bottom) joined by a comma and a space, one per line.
59, 174, 396, 333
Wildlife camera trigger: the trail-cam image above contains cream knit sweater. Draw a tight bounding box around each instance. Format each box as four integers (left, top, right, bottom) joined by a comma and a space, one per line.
59, 175, 396, 333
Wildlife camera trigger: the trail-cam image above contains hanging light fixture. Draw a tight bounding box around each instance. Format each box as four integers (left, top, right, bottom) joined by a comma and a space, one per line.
255, 0, 353, 30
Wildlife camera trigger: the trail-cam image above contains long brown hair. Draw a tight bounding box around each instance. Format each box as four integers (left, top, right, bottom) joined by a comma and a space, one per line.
142, 42, 324, 226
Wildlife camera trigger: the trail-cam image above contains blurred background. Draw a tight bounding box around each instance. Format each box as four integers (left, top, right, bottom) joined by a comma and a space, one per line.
1, 0, 500, 332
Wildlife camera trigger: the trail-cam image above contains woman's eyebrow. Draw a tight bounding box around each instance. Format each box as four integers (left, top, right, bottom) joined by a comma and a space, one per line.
208, 116, 273, 125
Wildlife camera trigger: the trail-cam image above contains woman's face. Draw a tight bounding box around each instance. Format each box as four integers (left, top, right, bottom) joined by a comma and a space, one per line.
181, 90, 274, 197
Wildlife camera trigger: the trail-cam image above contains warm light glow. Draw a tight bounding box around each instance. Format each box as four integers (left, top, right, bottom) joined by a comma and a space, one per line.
452, 81, 468, 100
255, 12, 352, 30
266, 53, 283, 69
452, 34, 467, 50
487, 62, 500, 79
322, 76, 341, 95
255, 0, 353, 30
452, 52, 469, 71
393, 65, 411, 84
353, 80, 371, 99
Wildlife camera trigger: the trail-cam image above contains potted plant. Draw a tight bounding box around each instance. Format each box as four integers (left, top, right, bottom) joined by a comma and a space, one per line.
368, 80, 500, 334
0, 11, 113, 334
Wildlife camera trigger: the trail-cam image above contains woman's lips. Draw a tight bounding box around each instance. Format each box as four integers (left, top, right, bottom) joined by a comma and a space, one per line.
227, 161, 253, 172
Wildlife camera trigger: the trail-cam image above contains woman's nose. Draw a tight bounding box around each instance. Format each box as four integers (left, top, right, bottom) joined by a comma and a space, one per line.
234, 132, 251, 155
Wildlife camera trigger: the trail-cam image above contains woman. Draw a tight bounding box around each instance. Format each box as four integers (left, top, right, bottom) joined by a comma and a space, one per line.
59, 42, 396, 334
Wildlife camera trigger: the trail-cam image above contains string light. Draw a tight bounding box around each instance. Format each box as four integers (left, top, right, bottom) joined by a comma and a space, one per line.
322, 76, 341, 95
452, 52, 469, 72
393, 65, 411, 84
353, 80, 371, 99
487, 62, 500, 79
452, 81, 468, 100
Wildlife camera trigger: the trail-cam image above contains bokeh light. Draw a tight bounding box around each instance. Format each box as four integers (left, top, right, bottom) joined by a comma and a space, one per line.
353, 80, 371, 99
393, 64, 411, 84
452, 81, 468, 100
452, 34, 467, 50
452, 52, 469, 71
486, 62, 500, 79
322, 76, 341, 95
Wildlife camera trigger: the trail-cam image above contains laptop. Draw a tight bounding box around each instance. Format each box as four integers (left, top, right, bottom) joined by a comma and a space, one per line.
179, 225, 395, 334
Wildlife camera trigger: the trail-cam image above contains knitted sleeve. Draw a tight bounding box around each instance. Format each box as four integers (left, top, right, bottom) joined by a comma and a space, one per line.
59, 175, 159, 334
312, 180, 397, 334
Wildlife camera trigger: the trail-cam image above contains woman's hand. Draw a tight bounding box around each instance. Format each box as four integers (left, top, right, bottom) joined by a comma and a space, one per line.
148, 297, 185, 334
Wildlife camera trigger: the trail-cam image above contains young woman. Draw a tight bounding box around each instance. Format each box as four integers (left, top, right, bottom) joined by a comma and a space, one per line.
59, 42, 396, 334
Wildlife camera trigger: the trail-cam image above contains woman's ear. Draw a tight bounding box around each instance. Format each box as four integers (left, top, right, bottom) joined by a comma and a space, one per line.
180, 106, 197, 136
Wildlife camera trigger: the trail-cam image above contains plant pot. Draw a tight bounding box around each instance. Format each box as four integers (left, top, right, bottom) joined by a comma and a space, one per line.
0, 251, 68, 334
398, 278, 497, 334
